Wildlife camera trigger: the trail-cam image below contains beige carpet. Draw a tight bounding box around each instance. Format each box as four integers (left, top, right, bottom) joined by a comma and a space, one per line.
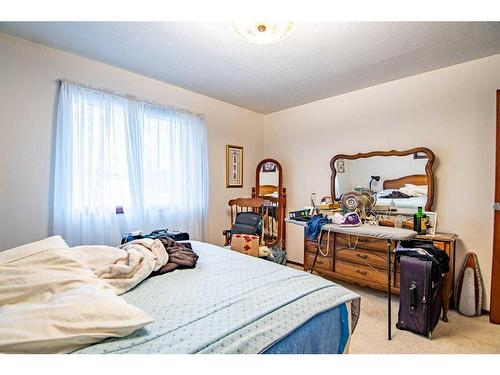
286, 264, 500, 353
342, 281, 500, 354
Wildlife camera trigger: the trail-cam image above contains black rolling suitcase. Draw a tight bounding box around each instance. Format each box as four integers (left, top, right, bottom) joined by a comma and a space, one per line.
396, 255, 444, 338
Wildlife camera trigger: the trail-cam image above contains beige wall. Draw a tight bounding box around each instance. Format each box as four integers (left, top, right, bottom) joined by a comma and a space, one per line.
264, 53, 500, 309
0, 33, 264, 250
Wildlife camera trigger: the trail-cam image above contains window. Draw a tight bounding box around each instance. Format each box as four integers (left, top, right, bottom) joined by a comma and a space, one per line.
53, 82, 208, 246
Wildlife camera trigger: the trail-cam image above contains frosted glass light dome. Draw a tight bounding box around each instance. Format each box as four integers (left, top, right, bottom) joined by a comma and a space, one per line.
231, 21, 294, 45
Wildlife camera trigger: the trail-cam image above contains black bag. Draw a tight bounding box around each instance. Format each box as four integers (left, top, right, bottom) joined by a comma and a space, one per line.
231, 212, 263, 237
121, 228, 189, 244
398, 240, 449, 274
396, 255, 443, 338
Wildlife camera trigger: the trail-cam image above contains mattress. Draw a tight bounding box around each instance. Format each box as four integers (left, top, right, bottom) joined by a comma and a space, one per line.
74, 241, 360, 354
262, 304, 349, 354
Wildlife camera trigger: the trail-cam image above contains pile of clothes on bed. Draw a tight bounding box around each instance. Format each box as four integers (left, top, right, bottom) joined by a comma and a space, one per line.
153, 237, 199, 274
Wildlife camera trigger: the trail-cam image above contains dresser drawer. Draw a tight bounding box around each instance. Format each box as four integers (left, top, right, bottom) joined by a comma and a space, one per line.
335, 260, 400, 287
335, 233, 390, 253
336, 248, 394, 269
433, 241, 445, 251
305, 237, 334, 256
304, 252, 334, 272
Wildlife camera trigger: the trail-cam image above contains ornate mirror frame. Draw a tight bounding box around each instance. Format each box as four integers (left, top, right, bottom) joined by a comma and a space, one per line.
253, 158, 286, 249
330, 147, 436, 211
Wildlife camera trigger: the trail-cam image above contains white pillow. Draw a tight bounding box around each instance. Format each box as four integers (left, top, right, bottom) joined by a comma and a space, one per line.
0, 235, 69, 263
0, 247, 153, 353
399, 184, 428, 197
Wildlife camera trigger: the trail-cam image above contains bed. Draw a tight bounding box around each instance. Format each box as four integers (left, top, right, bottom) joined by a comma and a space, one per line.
374, 174, 428, 210
73, 241, 360, 354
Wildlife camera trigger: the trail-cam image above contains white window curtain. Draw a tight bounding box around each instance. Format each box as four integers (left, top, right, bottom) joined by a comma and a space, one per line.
53, 82, 208, 246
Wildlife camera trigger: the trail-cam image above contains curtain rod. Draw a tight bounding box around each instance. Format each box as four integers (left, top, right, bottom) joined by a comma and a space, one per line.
58, 79, 204, 119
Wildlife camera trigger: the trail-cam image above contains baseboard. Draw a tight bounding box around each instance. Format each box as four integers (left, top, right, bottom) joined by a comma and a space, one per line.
286, 260, 303, 267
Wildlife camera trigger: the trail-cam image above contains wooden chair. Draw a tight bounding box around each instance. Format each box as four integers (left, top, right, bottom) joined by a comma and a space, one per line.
223, 197, 273, 246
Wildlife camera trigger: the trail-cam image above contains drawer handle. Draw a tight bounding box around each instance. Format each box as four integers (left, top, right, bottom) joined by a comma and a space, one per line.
357, 254, 368, 259
356, 270, 367, 276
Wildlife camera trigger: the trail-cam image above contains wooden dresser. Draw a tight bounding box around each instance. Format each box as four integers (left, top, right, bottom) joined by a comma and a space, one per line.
303, 231, 457, 321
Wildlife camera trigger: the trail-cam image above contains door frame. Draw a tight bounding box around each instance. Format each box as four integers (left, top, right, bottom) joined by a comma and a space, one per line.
491, 90, 500, 323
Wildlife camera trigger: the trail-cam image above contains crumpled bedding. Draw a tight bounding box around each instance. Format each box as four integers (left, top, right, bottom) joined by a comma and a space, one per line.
70, 237, 199, 294
70, 238, 169, 295
0, 237, 154, 353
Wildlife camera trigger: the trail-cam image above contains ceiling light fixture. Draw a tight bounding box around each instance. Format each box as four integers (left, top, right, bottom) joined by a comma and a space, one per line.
231, 21, 294, 45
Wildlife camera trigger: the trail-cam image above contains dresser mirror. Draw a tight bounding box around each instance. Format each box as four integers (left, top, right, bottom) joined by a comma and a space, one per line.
330, 148, 435, 213
253, 159, 286, 249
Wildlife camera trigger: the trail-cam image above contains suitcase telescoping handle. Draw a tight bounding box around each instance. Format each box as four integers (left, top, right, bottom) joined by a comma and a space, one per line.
409, 281, 417, 312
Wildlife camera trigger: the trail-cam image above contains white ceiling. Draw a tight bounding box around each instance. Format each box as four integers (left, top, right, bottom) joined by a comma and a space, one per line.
1, 22, 500, 114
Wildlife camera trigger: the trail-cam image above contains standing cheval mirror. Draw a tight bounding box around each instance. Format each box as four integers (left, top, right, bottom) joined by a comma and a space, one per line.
253, 159, 287, 250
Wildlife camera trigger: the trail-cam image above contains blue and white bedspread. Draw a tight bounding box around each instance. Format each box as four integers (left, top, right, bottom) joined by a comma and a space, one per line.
75, 241, 360, 354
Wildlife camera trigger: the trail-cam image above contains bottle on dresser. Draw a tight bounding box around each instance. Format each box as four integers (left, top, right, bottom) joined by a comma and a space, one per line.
413, 206, 428, 235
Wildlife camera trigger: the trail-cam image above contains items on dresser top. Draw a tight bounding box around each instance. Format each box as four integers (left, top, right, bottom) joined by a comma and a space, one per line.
319, 196, 340, 210
413, 207, 428, 235
289, 208, 312, 222
305, 215, 332, 241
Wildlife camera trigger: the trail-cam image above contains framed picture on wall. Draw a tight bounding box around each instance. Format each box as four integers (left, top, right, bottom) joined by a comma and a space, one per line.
226, 145, 243, 188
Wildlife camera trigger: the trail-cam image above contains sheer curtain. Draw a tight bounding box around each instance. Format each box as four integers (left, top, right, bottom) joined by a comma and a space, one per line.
53, 82, 208, 246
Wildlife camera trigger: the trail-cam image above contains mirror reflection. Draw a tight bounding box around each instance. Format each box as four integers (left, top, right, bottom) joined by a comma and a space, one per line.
334, 154, 429, 212
259, 161, 279, 198
258, 161, 280, 244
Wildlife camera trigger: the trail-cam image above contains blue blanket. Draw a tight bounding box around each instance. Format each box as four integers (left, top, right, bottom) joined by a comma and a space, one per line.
74, 241, 360, 354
